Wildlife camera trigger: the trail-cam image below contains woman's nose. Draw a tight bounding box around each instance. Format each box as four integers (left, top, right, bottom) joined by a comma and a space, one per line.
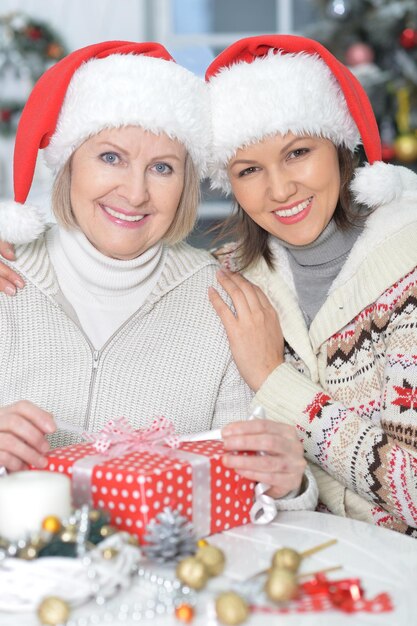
266, 169, 297, 203
119, 170, 150, 206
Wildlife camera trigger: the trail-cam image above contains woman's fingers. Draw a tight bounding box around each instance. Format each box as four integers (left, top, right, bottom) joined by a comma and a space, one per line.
0, 262, 25, 296
0, 241, 16, 261
221, 419, 306, 498
0, 433, 48, 470
0, 401, 55, 472
0, 240, 26, 296
216, 269, 264, 314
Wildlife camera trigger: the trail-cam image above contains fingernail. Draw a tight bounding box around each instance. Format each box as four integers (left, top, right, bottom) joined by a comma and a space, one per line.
38, 457, 48, 468
14, 279, 24, 288
4, 285, 16, 296
45, 422, 56, 433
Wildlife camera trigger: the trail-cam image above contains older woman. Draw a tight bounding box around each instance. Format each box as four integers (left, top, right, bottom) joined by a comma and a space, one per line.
0, 41, 316, 512
205, 35, 417, 535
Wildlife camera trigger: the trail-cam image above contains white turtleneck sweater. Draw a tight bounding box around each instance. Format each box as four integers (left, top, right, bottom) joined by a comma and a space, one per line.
46, 226, 164, 349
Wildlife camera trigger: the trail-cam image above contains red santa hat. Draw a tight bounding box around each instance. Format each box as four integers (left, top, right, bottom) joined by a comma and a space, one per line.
0, 41, 210, 244
206, 34, 417, 204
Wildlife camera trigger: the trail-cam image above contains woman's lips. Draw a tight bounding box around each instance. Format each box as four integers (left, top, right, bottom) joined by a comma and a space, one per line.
100, 204, 150, 229
273, 197, 313, 225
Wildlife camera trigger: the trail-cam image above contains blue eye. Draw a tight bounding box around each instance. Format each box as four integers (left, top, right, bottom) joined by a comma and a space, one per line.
152, 162, 172, 175
101, 152, 120, 164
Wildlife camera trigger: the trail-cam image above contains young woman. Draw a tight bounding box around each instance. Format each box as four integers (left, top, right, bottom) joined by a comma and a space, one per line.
0, 41, 316, 513
205, 34, 417, 535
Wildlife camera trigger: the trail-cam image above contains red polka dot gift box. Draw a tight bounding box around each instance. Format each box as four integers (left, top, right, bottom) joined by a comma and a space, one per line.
41, 436, 255, 541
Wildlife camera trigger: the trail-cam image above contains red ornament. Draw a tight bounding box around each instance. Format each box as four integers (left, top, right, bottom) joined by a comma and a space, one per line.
26, 26, 42, 41
381, 143, 396, 162
400, 28, 417, 50
345, 42, 374, 67
0, 109, 12, 123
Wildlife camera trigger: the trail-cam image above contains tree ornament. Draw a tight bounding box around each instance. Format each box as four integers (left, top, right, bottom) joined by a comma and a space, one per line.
17, 544, 38, 560
99, 524, 117, 539
143, 507, 196, 563
400, 28, 417, 50
394, 86, 417, 163
271, 547, 301, 572
176, 555, 209, 590
265, 568, 299, 602
215, 591, 249, 625
394, 134, 417, 162
42, 515, 62, 534
195, 543, 225, 576
37, 596, 70, 626
271, 539, 337, 573
175, 602, 195, 623
345, 42, 374, 67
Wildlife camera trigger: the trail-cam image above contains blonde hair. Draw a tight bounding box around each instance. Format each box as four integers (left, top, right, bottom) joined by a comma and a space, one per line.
51, 153, 200, 245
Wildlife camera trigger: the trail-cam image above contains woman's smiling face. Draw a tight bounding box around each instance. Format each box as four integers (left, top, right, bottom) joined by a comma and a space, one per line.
70, 125, 186, 260
228, 132, 341, 246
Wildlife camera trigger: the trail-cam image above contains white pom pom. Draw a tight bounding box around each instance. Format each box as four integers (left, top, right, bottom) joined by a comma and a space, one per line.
350, 162, 417, 208
0, 201, 47, 244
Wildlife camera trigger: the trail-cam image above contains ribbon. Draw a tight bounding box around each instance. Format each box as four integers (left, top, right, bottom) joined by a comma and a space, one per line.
72, 417, 212, 536
247, 406, 277, 525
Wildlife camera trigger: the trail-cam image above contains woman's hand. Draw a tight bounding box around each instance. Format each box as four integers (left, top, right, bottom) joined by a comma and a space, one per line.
0, 400, 56, 472
0, 241, 25, 295
221, 419, 306, 499
209, 269, 284, 391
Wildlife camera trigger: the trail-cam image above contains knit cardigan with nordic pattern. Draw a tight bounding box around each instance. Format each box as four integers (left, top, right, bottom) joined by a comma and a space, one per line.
233, 186, 417, 536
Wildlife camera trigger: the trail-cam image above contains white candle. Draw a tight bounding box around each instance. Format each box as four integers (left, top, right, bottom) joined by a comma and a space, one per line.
0, 471, 71, 541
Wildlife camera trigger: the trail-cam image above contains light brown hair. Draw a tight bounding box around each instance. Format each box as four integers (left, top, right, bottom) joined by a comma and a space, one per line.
51, 153, 200, 245
214, 146, 366, 270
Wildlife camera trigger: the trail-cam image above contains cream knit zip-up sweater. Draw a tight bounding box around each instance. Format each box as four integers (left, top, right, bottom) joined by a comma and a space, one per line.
235, 189, 417, 536
1, 231, 319, 512
1, 234, 255, 449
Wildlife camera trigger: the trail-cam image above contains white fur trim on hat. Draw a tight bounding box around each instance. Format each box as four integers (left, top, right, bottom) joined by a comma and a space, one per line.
351, 162, 417, 208
209, 51, 360, 193
0, 201, 47, 245
45, 54, 210, 178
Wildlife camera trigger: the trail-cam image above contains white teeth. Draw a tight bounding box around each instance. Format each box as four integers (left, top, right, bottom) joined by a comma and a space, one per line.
275, 197, 312, 218
103, 206, 145, 222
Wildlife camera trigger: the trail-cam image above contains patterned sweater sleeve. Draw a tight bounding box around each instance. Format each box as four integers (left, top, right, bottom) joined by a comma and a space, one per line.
252, 332, 417, 530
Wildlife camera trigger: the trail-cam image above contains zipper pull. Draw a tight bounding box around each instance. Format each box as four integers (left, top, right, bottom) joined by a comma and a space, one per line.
92, 350, 100, 370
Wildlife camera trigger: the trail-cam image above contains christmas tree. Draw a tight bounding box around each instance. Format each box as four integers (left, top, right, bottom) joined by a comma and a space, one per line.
306, 0, 417, 165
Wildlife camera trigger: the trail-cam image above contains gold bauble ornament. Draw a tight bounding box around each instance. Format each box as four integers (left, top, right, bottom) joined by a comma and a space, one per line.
102, 547, 119, 560
176, 556, 209, 590
196, 544, 225, 576
394, 134, 417, 163
37, 596, 70, 626
59, 526, 77, 543
265, 568, 299, 602
99, 524, 117, 538
271, 547, 301, 572
88, 509, 102, 522
42, 516, 62, 534
17, 544, 38, 560
215, 591, 249, 625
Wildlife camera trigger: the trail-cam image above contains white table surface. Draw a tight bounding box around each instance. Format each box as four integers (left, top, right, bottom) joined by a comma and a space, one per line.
1, 510, 416, 626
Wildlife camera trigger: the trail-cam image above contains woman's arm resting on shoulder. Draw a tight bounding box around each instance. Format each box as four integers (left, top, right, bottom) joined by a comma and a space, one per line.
0, 400, 56, 472
0, 240, 25, 295
209, 269, 284, 392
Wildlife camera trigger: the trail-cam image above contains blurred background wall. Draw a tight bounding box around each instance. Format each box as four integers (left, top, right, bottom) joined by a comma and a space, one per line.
1, 0, 416, 247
